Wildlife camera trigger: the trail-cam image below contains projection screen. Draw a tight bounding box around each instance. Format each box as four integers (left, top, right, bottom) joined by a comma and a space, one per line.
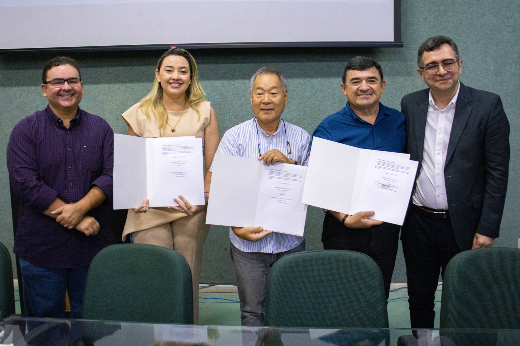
0, 0, 401, 52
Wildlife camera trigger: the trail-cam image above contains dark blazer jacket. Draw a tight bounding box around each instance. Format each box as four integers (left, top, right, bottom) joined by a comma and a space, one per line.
401, 82, 510, 250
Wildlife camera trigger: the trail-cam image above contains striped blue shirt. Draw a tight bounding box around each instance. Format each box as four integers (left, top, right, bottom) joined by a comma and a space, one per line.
213, 118, 310, 253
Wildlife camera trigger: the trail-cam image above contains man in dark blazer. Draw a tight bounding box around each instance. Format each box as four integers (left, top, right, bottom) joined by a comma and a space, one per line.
401, 36, 510, 328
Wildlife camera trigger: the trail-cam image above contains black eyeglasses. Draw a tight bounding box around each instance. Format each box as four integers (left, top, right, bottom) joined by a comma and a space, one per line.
255, 119, 292, 158
419, 59, 459, 75
44, 78, 81, 86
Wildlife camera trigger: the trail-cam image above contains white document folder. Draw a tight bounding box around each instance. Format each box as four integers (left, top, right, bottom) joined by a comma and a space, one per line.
206, 154, 308, 236
302, 137, 418, 226
113, 134, 204, 209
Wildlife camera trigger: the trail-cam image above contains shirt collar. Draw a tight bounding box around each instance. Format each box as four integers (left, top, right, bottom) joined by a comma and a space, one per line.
252, 117, 283, 137
428, 81, 461, 109
345, 102, 388, 124
45, 105, 81, 129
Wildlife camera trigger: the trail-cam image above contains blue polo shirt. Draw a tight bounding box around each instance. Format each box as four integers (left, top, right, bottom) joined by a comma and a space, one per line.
312, 102, 405, 153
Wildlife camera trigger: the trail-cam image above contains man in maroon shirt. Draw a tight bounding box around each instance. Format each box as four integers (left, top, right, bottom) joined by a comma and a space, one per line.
7, 57, 114, 319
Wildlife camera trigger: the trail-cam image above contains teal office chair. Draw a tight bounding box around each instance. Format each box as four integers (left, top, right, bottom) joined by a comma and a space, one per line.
0, 241, 15, 320
398, 248, 520, 346
82, 243, 193, 324
265, 250, 389, 328
440, 247, 520, 329
399, 248, 520, 346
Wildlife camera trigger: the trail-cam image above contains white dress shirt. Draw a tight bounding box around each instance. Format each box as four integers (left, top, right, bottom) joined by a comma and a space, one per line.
413, 83, 460, 210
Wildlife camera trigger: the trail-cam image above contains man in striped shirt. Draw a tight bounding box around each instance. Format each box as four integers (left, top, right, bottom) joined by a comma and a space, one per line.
209, 67, 310, 326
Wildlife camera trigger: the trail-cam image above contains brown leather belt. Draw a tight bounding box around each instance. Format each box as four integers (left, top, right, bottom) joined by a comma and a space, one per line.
412, 204, 449, 220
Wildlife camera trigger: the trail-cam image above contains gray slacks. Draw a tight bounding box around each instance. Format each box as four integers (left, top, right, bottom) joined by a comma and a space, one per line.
230, 241, 305, 326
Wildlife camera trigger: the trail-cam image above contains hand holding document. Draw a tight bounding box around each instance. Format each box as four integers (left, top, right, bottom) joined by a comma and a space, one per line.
113, 134, 205, 209
206, 154, 307, 236
302, 137, 418, 225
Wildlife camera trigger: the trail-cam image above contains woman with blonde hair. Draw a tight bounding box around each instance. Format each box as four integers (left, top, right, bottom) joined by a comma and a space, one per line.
121, 48, 219, 322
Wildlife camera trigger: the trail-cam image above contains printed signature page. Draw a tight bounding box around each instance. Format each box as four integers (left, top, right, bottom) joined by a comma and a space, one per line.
148, 137, 204, 207
355, 152, 418, 225
352, 149, 410, 207
255, 164, 308, 236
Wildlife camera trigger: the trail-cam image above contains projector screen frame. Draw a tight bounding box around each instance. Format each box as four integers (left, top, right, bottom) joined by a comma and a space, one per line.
0, 0, 401, 54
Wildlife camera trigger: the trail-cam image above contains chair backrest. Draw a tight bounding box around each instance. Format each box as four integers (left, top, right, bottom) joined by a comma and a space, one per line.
440, 248, 520, 329
82, 243, 193, 324
0, 241, 15, 319
265, 250, 389, 328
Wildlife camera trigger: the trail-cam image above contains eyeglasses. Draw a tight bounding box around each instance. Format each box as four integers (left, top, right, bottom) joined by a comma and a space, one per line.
420, 59, 459, 75
44, 78, 81, 86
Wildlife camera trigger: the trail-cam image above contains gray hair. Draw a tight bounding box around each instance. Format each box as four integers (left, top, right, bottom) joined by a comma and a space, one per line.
249, 67, 288, 93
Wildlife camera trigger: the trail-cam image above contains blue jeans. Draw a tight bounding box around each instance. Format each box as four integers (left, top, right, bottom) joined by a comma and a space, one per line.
19, 258, 89, 319
230, 241, 305, 327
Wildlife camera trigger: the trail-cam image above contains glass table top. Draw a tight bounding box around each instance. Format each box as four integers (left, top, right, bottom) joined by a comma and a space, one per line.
1, 316, 519, 346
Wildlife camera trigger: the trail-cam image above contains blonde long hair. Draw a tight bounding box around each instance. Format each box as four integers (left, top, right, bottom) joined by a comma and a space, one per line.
138, 48, 206, 130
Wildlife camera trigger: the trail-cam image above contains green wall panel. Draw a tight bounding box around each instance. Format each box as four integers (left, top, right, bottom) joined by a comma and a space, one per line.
1, 0, 519, 284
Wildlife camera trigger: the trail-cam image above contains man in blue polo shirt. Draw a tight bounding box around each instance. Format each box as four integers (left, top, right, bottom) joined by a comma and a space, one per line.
312, 56, 405, 298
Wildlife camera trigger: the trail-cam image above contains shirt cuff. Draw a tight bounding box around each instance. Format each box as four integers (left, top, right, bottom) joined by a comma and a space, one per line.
31, 186, 59, 214
91, 175, 113, 198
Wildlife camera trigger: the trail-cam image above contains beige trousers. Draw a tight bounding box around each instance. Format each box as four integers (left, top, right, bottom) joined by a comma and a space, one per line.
132, 210, 210, 324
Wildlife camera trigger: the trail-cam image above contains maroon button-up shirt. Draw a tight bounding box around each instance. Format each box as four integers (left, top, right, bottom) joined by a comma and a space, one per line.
7, 105, 114, 268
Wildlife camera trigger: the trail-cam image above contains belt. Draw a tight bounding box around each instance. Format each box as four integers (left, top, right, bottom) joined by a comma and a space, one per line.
412, 204, 449, 220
